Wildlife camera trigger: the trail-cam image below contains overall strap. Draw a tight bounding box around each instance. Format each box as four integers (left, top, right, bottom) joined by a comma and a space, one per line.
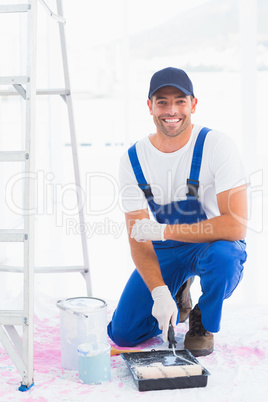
187, 127, 211, 197
128, 143, 153, 199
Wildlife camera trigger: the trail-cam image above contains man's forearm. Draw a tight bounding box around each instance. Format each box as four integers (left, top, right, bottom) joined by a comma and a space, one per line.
130, 240, 165, 292
164, 214, 247, 243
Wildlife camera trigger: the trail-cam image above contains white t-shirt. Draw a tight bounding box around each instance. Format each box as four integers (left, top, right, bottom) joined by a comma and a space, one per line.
119, 125, 246, 219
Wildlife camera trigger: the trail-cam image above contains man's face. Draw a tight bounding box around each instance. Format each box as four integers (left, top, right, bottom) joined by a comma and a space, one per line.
147, 86, 197, 138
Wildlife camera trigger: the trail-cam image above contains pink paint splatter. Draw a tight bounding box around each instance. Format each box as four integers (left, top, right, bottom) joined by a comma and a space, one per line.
233, 346, 266, 359
216, 343, 267, 368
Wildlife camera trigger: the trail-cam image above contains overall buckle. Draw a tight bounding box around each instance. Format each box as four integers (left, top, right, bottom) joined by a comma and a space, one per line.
186, 179, 199, 197
138, 183, 153, 198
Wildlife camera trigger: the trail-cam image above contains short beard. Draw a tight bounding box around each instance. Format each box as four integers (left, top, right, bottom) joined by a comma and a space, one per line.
153, 116, 191, 138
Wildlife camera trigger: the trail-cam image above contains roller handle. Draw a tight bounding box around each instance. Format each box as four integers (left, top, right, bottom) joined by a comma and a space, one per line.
168, 323, 177, 349
110, 346, 141, 356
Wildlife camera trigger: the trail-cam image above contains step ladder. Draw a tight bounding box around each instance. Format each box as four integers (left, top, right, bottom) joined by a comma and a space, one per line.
0, 0, 92, 391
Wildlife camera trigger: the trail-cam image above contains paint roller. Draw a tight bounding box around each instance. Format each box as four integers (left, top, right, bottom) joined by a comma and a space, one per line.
133, 324, 202, 379
134, 362, 202, 379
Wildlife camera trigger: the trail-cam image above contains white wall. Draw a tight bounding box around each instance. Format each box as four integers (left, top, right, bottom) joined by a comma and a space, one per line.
0, 0, 267, 310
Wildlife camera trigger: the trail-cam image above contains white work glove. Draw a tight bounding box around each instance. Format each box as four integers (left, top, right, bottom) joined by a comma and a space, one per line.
131, 218, 167, 242
151, 285, 178, 343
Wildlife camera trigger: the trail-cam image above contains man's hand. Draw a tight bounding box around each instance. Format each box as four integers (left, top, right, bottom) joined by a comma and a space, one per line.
131, 218, 167, 242
151, 285, 178, 342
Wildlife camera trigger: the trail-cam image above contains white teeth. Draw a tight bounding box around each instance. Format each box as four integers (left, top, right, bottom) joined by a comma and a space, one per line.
164, 119, 180, 123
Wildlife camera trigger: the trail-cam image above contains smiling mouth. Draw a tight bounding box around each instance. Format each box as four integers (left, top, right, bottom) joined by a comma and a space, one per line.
163, 118, 182, 123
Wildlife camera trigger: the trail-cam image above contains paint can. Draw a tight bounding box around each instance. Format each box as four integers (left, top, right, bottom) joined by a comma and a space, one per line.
56, 297, 107, 370
78, 342, 111, 384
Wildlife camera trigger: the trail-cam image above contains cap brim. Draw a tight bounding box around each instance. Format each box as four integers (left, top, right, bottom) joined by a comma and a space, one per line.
149, 83, 193, 98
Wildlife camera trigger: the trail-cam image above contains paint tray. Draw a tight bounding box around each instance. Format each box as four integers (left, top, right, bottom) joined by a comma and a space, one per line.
121, 349, 210, 392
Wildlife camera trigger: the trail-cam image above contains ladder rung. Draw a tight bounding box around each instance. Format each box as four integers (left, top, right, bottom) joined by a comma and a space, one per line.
0, 4, 30, 13
0, 76, 29, 85
0, 88, 69, 96
0, 151, 27, 162
0, 265, 87, 273
35, 265, 87, 273
0, 230, 26, 242
37, 88, 70, 96
0, 311, 25, 325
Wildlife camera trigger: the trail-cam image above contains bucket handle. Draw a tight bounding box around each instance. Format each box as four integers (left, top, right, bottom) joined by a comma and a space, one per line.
56, 300, 88, 319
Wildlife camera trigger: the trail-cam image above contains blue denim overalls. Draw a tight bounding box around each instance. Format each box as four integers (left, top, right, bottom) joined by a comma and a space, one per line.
107, 127, 247, 347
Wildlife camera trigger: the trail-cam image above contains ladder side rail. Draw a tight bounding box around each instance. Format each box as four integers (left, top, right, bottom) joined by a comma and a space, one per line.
56, 0, 92, 296
22, 0, 37, 388
65, 94, 92, 296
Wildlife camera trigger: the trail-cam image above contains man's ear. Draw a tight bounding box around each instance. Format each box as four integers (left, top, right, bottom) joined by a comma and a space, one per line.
191, 97, 198, 114
147, 99, 153, 115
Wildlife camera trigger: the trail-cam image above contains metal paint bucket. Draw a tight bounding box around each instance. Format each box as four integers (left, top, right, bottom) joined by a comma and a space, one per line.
56, 297, 107, 370
78, 342, 111, 384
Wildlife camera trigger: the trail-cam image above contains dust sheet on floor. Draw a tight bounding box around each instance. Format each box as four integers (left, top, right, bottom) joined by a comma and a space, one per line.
0, 300, 268, 401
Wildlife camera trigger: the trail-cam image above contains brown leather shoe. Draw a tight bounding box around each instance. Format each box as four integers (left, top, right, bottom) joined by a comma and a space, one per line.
175, 277, 194, 323
184, 304, 214, 357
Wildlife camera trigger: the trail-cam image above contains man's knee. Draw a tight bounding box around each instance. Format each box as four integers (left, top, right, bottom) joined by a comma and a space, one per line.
206, 240, 246, 267
199, 241, 246, 284
107, 321, 139, 347
107, 315, 160, 347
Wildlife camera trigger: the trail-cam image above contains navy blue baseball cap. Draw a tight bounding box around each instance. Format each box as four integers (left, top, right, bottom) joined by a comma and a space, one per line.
148, 67, 194, 99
